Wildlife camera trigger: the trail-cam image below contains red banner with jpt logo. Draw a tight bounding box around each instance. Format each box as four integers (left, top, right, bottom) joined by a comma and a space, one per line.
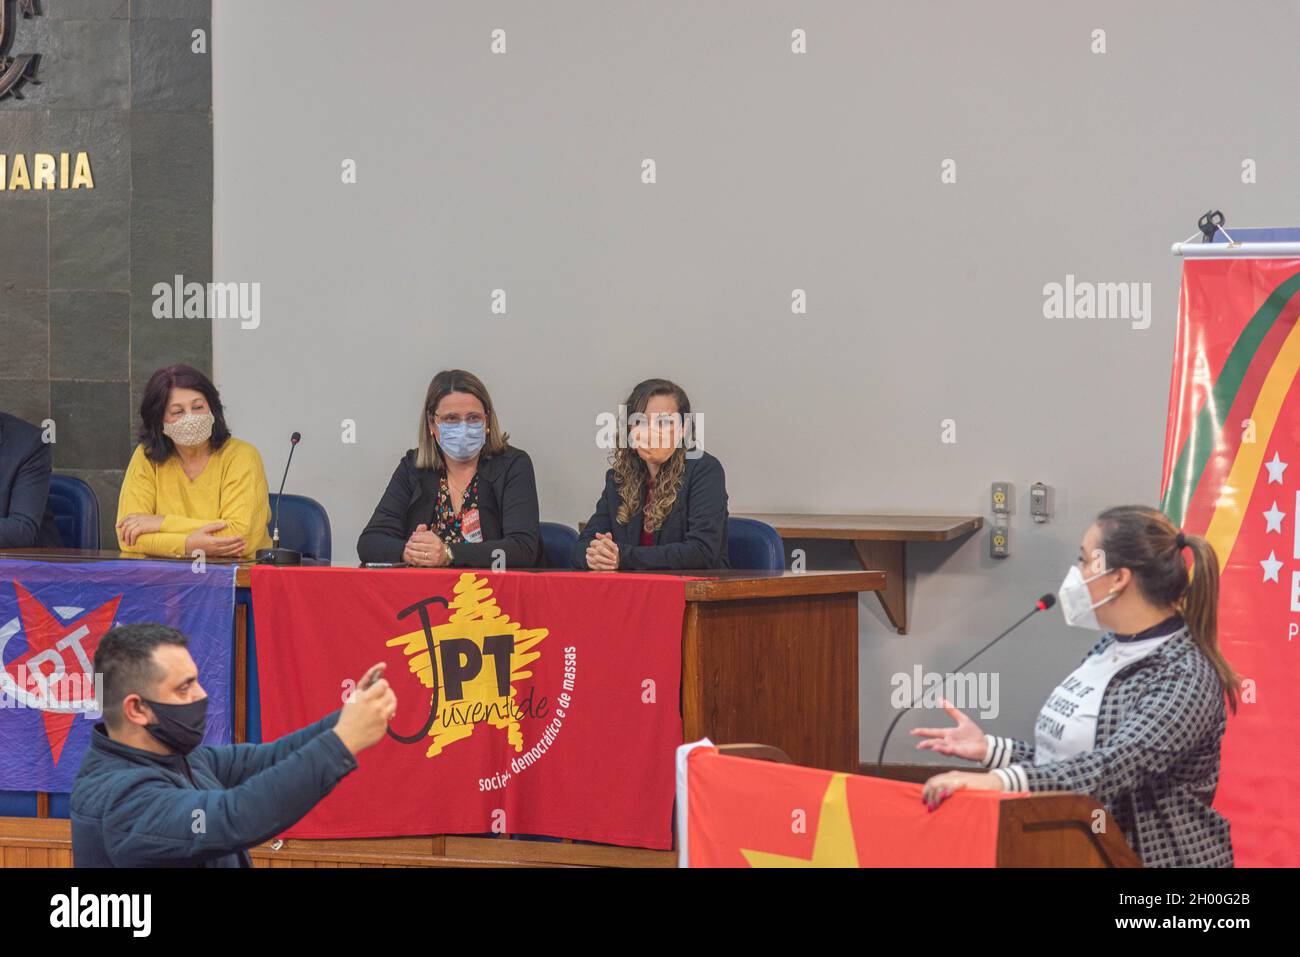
251, 567, 685, 849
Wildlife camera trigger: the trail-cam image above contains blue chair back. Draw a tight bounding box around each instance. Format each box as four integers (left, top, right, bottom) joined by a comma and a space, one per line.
539, 522, 579, 569
267, 493, 332, 562
0, 791, 70, 819
0, 791, 37, 817
48, 474, 100, 549
726, 516, 784, 571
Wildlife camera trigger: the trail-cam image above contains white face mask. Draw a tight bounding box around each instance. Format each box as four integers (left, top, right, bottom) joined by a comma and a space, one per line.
163, 411, 215, 448
1058, 564, 1119, 630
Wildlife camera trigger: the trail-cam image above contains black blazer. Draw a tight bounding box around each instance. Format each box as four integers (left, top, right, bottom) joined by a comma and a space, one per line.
571, 451, 729, 570
357, 445, 542, 568
0, 412, 62, 549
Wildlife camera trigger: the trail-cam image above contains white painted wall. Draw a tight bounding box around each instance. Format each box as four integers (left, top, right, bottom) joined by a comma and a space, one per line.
212, 0, 1300, 760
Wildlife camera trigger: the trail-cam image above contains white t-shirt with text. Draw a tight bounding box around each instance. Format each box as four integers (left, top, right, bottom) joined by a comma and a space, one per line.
1032, 632, 1174, 766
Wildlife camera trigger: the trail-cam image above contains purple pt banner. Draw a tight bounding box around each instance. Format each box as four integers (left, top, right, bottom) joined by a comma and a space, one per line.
0, 559, 235, 792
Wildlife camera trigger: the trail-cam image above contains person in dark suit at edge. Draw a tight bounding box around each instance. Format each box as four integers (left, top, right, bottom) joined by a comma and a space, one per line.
0, 411, 63, 549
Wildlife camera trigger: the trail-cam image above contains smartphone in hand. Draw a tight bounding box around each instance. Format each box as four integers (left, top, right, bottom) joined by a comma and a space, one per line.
358, 662, 387, 691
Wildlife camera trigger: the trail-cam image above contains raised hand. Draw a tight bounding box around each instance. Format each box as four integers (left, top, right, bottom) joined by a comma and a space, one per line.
910, 697, 989, 762
334, 662, 397, 755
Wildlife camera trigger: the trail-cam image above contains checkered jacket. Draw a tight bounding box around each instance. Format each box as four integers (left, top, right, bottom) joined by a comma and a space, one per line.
981, 625, 1233, 868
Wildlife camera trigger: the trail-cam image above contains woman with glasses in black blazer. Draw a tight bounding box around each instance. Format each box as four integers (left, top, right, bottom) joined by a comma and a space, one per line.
357, 369, 541, 568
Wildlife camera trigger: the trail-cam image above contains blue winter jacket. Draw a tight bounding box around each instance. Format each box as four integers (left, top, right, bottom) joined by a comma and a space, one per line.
70, 711, 356, 867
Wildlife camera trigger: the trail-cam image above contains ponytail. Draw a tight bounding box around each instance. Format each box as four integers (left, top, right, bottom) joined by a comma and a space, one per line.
1096, 506, 1241, 713
1178, 531, 1240, 714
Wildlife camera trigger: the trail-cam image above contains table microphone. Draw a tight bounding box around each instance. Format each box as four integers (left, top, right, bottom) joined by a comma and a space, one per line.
875, 593, 1056, 766
256, 431, 303, 566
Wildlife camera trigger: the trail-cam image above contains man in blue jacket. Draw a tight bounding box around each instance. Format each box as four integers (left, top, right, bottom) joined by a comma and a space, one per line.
71, 622, 396, 867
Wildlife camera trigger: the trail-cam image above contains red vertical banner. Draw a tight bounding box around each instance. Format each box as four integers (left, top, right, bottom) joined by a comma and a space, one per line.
1160, 257, 1300, 867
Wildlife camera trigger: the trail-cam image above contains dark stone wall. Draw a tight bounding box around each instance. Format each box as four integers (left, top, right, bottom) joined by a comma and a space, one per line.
0, 0, 212, 546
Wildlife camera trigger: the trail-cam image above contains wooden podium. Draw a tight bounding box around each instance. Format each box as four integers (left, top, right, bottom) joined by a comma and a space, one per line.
680, 747, 1141, 868
859, 762, 1141, 867
992, 793, 1141, 867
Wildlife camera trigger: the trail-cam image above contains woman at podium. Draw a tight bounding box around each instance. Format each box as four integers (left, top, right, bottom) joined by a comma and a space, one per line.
357, 369, 541, 568
572, 378, 729, 571
913, 504, 1239, 868
116, 364, 272, 561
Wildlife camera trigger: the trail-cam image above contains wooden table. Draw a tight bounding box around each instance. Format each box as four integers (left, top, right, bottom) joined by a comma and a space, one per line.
733, 514, 983, 634
0, 550, 881, 867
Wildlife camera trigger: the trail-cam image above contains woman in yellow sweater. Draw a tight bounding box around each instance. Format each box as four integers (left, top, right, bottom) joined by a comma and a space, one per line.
116, 365, 272, 560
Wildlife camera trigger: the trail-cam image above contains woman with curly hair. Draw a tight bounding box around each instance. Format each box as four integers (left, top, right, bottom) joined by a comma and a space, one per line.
572, 378, 728, 571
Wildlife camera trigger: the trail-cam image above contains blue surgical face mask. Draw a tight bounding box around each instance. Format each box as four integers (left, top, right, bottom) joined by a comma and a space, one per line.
437, 420, 486, 462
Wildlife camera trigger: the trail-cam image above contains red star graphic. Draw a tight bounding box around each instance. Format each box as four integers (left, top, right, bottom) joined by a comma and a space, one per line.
3, 582, 122, 764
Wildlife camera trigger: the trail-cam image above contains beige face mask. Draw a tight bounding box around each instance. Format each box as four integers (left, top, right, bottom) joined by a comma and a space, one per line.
163, 412, 215, 447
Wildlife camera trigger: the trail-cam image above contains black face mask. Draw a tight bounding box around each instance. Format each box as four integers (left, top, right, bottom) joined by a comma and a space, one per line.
141, 696, 209, 755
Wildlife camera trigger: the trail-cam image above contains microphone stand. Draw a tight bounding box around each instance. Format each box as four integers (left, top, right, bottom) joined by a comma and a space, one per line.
875, 597, 1053, 766
256, 432, 303, 566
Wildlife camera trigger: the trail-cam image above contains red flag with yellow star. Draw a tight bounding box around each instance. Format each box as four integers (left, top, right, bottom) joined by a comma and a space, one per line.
252, 566, 685, 849
683, 747, 1009, 867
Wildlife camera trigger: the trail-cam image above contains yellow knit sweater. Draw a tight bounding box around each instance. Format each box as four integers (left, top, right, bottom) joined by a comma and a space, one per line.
116, 436, 272, 559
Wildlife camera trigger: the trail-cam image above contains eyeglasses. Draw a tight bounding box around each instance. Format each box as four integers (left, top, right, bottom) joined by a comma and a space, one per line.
631, 414, 682, 430
433, 413, 486, 427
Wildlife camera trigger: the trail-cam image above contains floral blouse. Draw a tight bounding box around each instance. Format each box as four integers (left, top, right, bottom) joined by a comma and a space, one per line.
431, 472, 480, 544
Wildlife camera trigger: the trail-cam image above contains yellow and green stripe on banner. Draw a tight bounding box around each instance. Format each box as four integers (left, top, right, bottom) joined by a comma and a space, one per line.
1161, 271, 1300, 570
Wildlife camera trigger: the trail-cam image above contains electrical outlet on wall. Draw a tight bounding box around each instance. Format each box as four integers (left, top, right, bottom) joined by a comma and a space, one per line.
1030, 482, 1053, 523
991, 482, 1013, 515
989, 483, 1013, 557
991, 519, 1010, 558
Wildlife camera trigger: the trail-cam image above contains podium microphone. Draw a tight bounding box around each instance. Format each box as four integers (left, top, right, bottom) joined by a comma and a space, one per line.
256, 431, 303, 566
875, 593, 1056, 766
